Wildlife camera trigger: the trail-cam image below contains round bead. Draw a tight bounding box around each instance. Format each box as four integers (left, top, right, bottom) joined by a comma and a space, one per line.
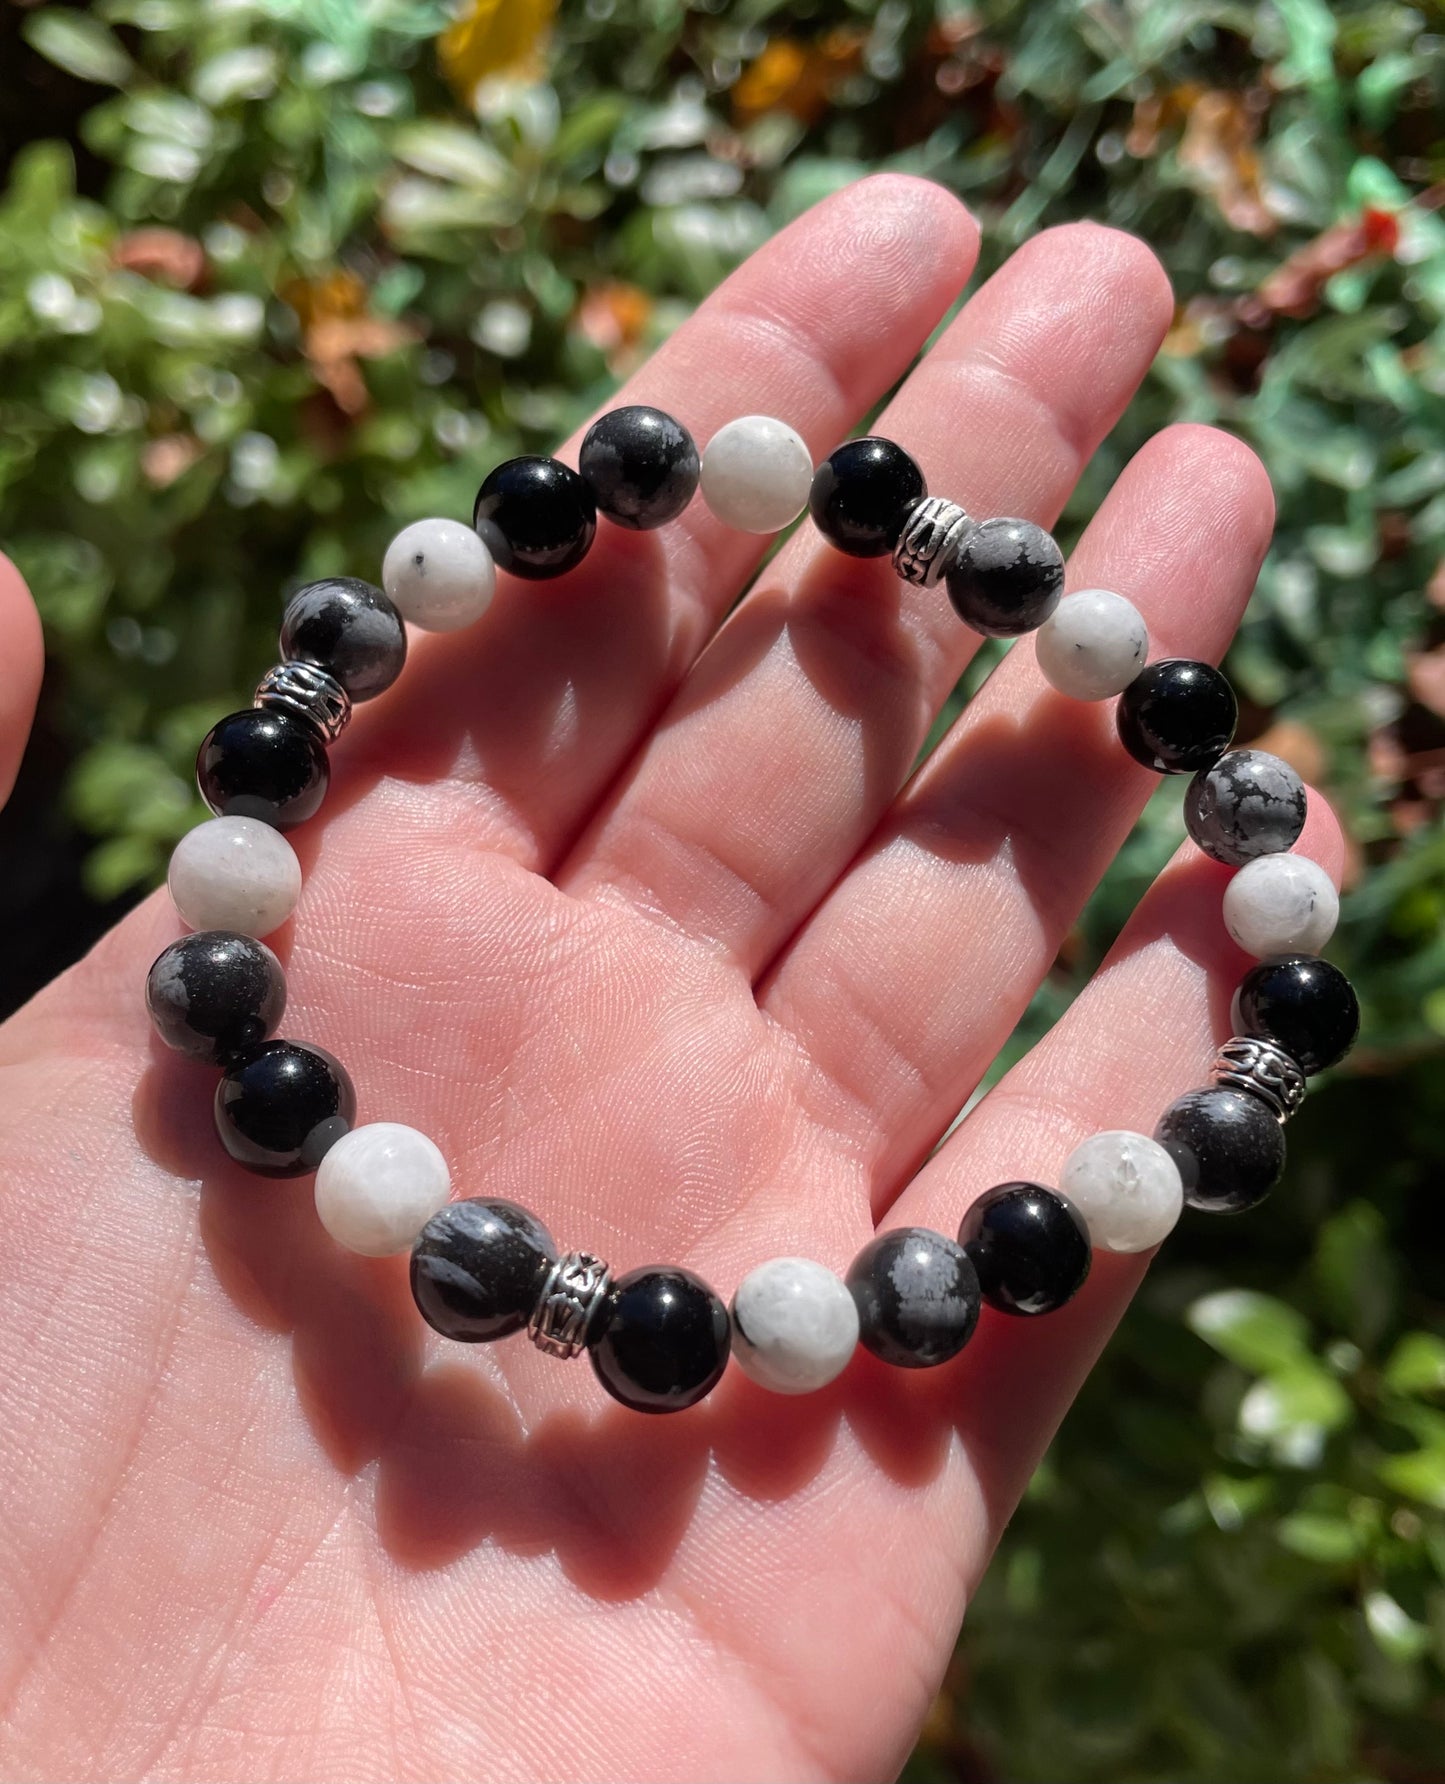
1184, 749, 1307, 867
1116, 658, 1237, 774
958, 1183, 1091, 1316
214, 1039, 355, 1178
472, 456, 596, 580
1223, 853, 1338, 958
729, 1257, 859, 1395
196, 706, 329, 831
589, 1266, 731, 1414
145, 930, 286, 1066
699, 415, 813, 534
1034, 587, 1149, 701
846, 1227, 980, 1369
945, 517, 1065, 638
314, 1122, 452, 1257
1058, 1131, 1183, 1254
279, 577, 407, 703
168, 816, 301, 939
410, 1198, 558, 1342
578, 405, 699, 531
808, 436, 926, 558
1233, 955, 1359, 1076
381, 518, 496, 632
1155, 1086, 1285, 1214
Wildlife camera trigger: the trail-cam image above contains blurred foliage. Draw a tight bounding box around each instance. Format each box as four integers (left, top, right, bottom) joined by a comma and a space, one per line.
2, 0, 1445, 1777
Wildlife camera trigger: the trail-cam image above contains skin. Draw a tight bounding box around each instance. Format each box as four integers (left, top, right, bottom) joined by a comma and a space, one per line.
0, 177, 1345, 1782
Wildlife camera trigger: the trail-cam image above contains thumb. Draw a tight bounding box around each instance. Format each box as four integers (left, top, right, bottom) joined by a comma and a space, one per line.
0, 554, 43, 809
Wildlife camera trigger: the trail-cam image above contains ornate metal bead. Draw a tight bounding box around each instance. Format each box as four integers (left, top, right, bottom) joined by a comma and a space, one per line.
254, 660, 351, 744
528, 1250, 612, 1360
891, 496, 974, 588
1211, 1034, 1307, 1123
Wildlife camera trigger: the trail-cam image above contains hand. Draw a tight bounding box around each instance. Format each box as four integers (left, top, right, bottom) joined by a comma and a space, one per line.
0, 176, 1341, 1782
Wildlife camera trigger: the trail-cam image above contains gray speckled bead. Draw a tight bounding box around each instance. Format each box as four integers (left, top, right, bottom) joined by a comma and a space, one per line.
846, 1227, 981, 1369
1183, 749, 1307, 867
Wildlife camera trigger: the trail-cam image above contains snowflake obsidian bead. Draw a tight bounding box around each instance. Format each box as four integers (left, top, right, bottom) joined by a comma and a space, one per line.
279, 577, 407, 703
846, 1227, 980, 1367
579, 405, 699, 531
945, 517, 1065, 637
1183, 748, 1307, 866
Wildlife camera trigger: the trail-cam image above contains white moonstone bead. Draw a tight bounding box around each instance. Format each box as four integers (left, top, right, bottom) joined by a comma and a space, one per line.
314, 1122, 452, 1256
1223, 853, 1338, 957
382, 517, 496, 632
1059, 1130, 1183, 1254
730, 1256, 859, 1395
168, 816, 301, 938
1034, 587, 1149, 701
699, 415, 813, 534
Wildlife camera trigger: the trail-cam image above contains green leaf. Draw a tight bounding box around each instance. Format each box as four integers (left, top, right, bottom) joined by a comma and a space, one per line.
1276, 1511, 1362, 1563
390, 122, 510, 190
1384, 1333, 1445, 1399
1238, 1366, 1353, 1449
22, 9, 136, 87
1313, 1201, 1397, 1350
1186, 1289, 1311, 1373
1364, 1590, 1432, 1663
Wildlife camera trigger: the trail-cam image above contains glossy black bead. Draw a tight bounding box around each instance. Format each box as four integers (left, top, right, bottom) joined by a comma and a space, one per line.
1155, 1086, 1285, 1214
214, 1039, 355, 1177
196, 706, 329, 830
279, 577, 406, 703
1115, 658, 1237, 775
146, 931, 286, 1066
1233, 955, 1359, 1076
944, 517, 1065, 638
809, 436, 926, 558
410, 1198, 558, 1343
473, 455, 597, 579
846, 1227, 980, 1368
579, 405, 699, 531
589, 1266, 731, 1413
958, 1183, 1091, 1317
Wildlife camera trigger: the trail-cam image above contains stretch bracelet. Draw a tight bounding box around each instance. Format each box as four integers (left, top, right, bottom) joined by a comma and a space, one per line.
144, 405, 1360, 1414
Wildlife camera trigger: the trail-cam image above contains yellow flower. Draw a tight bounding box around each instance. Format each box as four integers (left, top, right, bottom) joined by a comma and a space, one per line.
439, 0, 556, 106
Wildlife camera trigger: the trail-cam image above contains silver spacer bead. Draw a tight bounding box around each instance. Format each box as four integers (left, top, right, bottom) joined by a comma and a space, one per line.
1211, 1035, 1307, 1123
528, 1250, 612, 1360
892, 496, 975, 588
254, 660, 351, 744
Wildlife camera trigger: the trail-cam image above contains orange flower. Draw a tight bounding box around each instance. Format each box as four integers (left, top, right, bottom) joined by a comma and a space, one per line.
279, 273, 415, 415
731, 28, 864, 126
439, 0, 555, 107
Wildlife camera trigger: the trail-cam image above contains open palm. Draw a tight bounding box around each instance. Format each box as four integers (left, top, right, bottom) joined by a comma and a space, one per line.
0, 177, 1341, 1782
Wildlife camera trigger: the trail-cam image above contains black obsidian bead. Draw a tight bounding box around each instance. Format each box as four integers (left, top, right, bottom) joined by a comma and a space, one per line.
279, 577, 407, 703
473, 455, 597, 579
146, 931, 286, 1065
196, 706, 329, 830
589, 1266, 731, 1413
1116, 658, 1237, 774
1155, 1086, 1285, 1214
410, 1198, 558, 1343
958, 1183, 1091, 1317
214, 1039, 355, 1177
1233, 955, 1359, 1076
579, 405, 699, 531
846, 1227, 981, 1368
808, 436, 926, 558
944, 517, 1065, 638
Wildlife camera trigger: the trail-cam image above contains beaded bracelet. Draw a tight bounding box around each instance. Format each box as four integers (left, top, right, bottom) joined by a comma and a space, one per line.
145, 404, 1360, 1414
